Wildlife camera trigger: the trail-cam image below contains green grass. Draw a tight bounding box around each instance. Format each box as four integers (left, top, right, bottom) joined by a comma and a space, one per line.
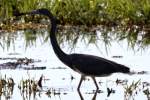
1, 0, 150, 26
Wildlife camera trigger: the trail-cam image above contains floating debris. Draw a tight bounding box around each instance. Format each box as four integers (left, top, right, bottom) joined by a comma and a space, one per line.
0, 57, 45, 70
112, 56, 123, 58
137, 71, 148, 75
0, 62, 18, 69
63, 92, 68, 95
142, 82, 150, 88
85, 89, 103, 94
49, 66, 66, 69
22, 66, 46, 70
116, 78, 128, 85
71, 75, 75, 81
0, 57, 18, 60
0, 57, 41, 63
107, 88, 115, 97
143, 88, 150, 99
45, 88, 65, 98
129, 70, 148, 75
7, 53, 21, 55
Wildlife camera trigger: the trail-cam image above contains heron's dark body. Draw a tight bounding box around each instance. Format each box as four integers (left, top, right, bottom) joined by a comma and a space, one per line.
16, 8, 130, 90
67, 54, 129, 76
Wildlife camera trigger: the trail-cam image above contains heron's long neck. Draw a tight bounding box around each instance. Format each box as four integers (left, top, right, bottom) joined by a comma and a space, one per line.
49, 17, 68, 63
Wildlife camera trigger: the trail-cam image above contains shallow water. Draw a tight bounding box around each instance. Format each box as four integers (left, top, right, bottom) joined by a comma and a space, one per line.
0, 31, 150, 100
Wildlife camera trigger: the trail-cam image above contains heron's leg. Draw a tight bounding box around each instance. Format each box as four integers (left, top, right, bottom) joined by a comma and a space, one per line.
92, 89, 98, 100
91, 77, 99, 90
77, 87, 84, 100
77, 75, 85, 91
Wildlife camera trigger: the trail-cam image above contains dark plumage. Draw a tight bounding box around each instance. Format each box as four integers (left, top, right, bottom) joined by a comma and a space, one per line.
16, 8, 130, 90
69, 54, 129, 76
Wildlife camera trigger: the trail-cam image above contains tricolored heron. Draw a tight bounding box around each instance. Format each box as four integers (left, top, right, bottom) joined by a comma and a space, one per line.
16, 8, 130, 90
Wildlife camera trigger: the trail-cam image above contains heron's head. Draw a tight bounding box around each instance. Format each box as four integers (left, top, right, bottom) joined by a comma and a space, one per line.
30, 9, 51, 16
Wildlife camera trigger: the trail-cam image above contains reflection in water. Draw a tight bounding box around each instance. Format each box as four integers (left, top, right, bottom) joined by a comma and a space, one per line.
18, 76, 66, 100
78, 89, 98, 100
77, 86, 115, 100
0, 77, 14, 99
18, 75, 44, 100
1, 74, 150, 100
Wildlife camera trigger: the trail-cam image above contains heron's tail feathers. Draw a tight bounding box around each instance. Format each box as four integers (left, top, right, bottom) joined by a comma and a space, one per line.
121, 66, 130, 73
116, 64, 130, 73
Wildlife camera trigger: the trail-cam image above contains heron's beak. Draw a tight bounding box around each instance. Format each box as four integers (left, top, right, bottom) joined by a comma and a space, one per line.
14, 12, 27, 17
29, 10, 39, 15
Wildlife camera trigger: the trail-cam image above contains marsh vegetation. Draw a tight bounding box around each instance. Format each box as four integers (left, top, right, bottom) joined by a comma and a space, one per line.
0, 0, 150, 100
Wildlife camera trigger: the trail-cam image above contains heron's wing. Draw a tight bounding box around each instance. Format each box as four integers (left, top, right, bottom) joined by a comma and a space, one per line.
69, 54, 129, 76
